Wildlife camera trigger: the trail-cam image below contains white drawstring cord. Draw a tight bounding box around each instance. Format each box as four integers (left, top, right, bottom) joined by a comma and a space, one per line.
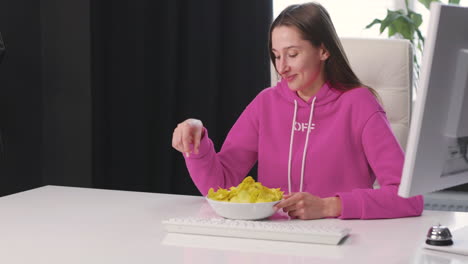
299, 96, 316, 192
287, 100, 298, 195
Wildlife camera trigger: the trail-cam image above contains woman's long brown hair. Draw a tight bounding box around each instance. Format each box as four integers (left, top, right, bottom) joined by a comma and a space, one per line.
268, 2, 378, 98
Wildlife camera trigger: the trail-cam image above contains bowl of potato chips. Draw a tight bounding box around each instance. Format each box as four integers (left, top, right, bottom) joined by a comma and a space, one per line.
206, 176, 283, 220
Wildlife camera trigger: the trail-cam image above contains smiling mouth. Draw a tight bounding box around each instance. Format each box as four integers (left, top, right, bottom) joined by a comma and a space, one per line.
284, 75, 296, 82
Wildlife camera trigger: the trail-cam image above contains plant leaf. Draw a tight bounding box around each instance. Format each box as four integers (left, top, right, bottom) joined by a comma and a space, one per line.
380, 9, 405, 34
393, 16, 415, 40
449, 0, 460, 4
365, 19, 382, 29
415, 28, 425, 45
388, 24, 397, 37
417, 0, 441, 10
409, 12, 423, 28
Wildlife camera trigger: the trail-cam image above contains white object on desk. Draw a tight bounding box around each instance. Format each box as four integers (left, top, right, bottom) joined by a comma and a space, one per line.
1, 186, 468, 264
424, 226, 468, 256
163, 216, 350, 245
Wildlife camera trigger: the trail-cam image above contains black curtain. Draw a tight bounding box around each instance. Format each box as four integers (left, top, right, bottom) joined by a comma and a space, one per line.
0, 0, 43, 197
91, 0, 273, 195
0, 32, 4, 63
0, 32, 4, 159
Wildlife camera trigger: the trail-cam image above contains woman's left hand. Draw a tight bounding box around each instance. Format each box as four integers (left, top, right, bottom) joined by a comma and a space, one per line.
274, 192, 342, 220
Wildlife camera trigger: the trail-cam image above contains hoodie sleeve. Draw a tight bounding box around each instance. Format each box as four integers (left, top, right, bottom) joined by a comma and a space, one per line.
336, 111, 424, 219
183, 97, 260, 195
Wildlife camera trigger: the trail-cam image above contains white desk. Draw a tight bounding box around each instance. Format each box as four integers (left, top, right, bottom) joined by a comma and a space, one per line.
1, 186, 468, 264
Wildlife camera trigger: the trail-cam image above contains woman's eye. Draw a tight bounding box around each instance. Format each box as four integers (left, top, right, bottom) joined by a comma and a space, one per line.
288, 53, 298, 58
275, 56, 281, 60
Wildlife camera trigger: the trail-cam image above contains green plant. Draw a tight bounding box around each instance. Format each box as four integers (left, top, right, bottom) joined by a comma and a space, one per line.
366, 0, 461, 83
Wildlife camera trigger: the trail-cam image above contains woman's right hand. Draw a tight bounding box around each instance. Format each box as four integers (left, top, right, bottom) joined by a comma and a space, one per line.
172, 118, 204, 157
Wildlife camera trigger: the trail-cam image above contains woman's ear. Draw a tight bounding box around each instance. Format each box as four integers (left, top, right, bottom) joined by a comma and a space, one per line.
319, 43, 330, 61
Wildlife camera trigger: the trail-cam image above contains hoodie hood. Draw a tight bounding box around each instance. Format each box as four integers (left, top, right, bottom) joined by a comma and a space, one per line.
276, 78, 342, 107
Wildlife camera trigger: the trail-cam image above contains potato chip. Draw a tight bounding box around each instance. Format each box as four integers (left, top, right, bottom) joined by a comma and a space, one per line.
207, 176, 283, 203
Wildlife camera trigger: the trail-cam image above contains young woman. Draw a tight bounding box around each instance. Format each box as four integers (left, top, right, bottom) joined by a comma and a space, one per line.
171, 2, 423, 220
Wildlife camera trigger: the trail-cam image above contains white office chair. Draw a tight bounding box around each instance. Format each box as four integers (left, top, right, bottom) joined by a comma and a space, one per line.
340, 38, 413, 150
341, 38, 413, 189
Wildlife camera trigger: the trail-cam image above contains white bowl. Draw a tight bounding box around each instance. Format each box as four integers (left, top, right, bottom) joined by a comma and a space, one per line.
206, 197, 280, 220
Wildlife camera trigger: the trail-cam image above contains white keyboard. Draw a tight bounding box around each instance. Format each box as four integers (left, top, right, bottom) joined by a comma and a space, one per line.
162, 217, 351, 245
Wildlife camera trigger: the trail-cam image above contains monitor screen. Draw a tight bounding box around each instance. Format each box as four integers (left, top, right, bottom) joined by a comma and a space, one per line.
398, 3, 468, 198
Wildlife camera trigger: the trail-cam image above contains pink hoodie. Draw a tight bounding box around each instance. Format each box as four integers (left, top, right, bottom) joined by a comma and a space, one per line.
184, 80, 423, 219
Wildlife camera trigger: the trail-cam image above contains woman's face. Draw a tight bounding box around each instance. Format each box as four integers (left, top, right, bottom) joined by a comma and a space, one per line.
271, 26, 329, 94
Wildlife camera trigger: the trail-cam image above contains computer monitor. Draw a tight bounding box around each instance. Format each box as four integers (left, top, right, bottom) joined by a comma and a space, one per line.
398, 3, 468, 198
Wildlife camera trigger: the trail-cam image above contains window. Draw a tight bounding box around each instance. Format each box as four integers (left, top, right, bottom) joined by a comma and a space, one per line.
273, 0, 397, 38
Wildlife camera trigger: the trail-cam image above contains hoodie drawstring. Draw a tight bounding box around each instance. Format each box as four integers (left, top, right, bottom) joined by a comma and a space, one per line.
287, 100, 298, 195
287, 97, 317, 194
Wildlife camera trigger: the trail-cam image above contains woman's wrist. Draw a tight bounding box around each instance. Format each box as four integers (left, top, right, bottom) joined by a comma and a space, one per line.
322, 197, 342, 218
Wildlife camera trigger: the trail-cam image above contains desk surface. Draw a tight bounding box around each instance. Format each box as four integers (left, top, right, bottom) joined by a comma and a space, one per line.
1, 186, 468, 264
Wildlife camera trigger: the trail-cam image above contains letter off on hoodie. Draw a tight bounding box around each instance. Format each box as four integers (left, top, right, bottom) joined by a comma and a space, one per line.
184, 79, 423, 219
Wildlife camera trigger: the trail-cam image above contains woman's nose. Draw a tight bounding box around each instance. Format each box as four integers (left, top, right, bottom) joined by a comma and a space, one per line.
277, 58, 289, 75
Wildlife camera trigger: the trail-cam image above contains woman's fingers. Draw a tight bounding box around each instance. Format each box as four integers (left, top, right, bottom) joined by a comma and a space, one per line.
193, 126, 202, 154
172, 126, 183, 152
273, 192, 299, 210
282, 198, 305, 213
186, 119, 203, 156
283, 204, 298, 213
171, 122, 188, 154
274, 192, 321, 219
287, 208, 305, 219
181, 124, 193, 157
171, 119, 204, 157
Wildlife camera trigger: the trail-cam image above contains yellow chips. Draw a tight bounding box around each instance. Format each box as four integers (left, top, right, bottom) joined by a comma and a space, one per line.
207, 176, 283, 203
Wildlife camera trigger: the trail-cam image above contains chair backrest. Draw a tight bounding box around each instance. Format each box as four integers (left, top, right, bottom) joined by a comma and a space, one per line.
340, 38, 413, 150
